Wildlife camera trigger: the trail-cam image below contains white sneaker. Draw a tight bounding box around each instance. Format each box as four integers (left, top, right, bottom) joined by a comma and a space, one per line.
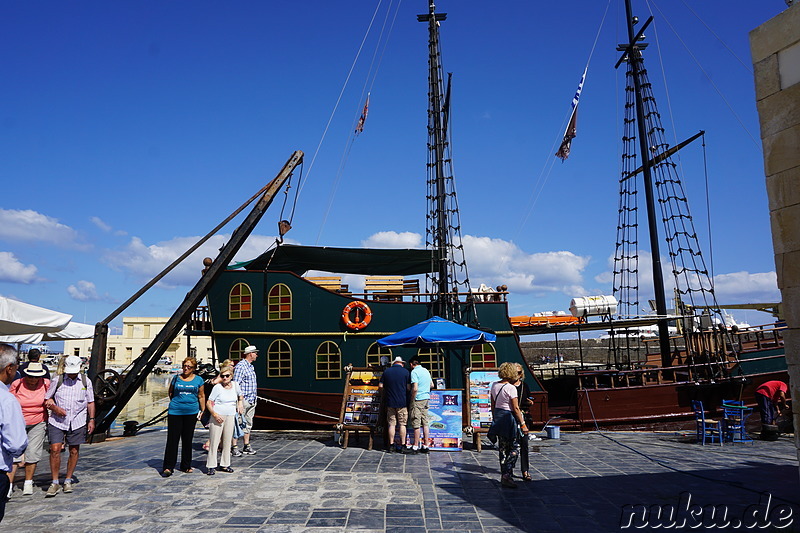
22, 483, 34, 496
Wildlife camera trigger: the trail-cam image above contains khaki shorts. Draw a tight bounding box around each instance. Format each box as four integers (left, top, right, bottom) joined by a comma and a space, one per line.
14, 421, 47, 464
242, 400, 256, 434
410, 399, 429, 429
387, 407, 408, 427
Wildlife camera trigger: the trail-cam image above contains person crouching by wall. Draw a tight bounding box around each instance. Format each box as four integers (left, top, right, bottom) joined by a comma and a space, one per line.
205, 365, 243, 475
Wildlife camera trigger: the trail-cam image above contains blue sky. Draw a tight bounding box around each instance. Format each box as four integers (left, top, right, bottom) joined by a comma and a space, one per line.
0, 1, 787, 340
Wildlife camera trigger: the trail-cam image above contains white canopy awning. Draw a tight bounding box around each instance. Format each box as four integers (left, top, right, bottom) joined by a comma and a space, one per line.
0, 320, 96, 345
0, 296, 73, 336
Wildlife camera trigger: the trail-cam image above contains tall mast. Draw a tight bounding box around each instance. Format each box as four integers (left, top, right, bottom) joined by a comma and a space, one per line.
418, 1, 472, 322
619, 0, 672, 365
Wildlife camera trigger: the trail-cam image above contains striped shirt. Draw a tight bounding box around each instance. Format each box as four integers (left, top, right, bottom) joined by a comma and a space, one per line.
233, 359, 257, 404
45, 375, 95, 431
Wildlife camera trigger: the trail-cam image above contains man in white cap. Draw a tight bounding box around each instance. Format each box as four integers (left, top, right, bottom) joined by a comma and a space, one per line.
44, 355, 95, 497
232, 345, 258, 456
378, 356, 411, 453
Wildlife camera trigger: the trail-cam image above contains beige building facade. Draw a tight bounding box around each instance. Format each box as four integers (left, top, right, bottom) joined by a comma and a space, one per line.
64, 316, 214, 368
751, 3, 800, 469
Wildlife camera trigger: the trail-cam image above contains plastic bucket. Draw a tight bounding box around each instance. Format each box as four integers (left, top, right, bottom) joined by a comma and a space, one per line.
545, 425, 560, 439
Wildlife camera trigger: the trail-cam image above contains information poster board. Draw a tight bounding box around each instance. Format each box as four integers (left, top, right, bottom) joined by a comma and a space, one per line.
467, 370, 499, 430
427, 389, 463, 451
340, 368, 382, 427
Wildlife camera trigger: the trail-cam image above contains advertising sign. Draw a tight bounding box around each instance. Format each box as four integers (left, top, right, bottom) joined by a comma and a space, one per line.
468, 370, 497, 429
426, 389, 463, 451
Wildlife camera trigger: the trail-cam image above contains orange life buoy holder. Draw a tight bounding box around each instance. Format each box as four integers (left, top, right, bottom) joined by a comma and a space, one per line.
342, 301, 373, 331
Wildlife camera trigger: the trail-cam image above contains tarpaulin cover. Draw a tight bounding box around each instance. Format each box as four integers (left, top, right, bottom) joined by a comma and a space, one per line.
228, 244, 436, 276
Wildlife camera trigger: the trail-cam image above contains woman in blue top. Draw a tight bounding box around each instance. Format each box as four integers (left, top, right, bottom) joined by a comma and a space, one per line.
161, 357, 206, 476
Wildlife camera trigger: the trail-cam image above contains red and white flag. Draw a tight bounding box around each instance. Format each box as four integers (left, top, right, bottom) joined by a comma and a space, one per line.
355, 94, 370, 135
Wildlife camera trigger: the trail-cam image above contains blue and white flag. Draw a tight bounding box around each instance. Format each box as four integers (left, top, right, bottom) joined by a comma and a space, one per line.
556, 67, 587, 161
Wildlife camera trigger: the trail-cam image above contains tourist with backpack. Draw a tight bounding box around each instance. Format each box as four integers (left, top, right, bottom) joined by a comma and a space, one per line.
43, 355, 94, 497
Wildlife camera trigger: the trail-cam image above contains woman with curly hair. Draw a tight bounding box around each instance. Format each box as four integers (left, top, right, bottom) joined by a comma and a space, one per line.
487, 362, 529, 488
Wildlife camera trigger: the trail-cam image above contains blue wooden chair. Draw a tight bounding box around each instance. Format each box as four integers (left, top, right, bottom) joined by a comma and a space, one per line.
691, 400, 723, 446
721, 400, 753, 443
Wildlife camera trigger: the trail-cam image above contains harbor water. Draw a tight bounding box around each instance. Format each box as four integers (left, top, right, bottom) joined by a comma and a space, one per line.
110, 371, 174, 431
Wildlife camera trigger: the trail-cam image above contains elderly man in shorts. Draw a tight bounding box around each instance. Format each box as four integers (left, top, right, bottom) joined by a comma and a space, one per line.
378, 356, 411, 453
44, 355, 95, 497
409, 357, 433, 454
232, 345, 258, 456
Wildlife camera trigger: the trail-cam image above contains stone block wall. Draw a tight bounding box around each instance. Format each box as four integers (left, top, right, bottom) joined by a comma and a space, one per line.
751, 3, 800, 471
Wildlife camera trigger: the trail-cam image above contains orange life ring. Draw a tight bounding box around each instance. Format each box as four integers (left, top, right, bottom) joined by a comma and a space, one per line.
342, 301, 373, 331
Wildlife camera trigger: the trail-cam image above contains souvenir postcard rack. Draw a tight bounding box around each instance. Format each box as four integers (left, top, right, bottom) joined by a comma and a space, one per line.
335, 367, 383, 450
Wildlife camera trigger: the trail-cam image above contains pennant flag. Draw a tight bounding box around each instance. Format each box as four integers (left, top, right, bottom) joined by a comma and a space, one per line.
556, 67, 587, 161
355, 94, 370, 135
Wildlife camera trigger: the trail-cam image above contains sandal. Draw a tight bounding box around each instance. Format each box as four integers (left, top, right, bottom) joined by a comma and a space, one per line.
522, 472, 532, 482
161, 469, 173, 478
180, 468, 194, 473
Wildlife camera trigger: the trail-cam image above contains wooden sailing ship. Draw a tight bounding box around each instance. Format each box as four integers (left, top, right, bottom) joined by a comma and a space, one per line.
198, 2, 550, 428
514, 0, 788, 429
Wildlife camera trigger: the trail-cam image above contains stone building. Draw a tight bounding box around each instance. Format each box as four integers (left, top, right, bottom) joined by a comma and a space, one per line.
751, 3, 800, 469
64, 316, 214, 368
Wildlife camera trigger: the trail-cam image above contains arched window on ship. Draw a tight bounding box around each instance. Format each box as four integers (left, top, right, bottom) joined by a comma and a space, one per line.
267, 339, 292, 377
415, 348, 445, 380
470, 344, 497, 369
315, 341, 341, 380
267, 283, 292, 321
229, 283, 252, 320
366, 342, 392, 368
229, 338, 250, 362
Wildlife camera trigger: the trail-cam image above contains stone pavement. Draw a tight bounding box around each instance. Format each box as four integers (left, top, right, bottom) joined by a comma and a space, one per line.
3, 427, 799, 532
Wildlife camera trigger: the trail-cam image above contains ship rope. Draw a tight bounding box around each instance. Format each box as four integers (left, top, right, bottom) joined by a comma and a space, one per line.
613, 25, 739, 375
315, 0, 404, 244
644, 0, 760, 150
421, 5, 476, 325
257, 395, 339, 421
517, 0, 613, 239
295, 0, 393, 202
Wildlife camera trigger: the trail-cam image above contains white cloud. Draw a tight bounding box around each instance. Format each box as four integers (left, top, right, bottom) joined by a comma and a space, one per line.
103, 234, 282, 288
595, 253, 780, 310
67, 280, 101, 301
710, 271, 780, 304
461, 235, 589, 295
0, 209, 87, 249
361, 231, 423, 249
360, 231, 590, 298
90, 216, 112, 233
0, 252, 38, 284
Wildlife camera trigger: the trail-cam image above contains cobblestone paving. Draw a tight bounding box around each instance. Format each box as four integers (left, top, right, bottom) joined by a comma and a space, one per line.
4, 429, 799, 532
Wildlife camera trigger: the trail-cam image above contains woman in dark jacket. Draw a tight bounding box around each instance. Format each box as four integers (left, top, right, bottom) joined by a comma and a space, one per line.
487, 362, 529, 488
514, 363, 533, 481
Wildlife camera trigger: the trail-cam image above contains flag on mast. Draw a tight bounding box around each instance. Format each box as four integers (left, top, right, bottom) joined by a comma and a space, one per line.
556, 67, 587, 161
355, 94, 370, 135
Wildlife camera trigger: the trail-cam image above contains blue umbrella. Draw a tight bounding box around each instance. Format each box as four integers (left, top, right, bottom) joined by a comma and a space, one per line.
377, 316, 496, 348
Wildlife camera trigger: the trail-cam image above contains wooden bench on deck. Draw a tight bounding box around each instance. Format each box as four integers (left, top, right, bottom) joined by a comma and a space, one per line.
364, 276, 404, 301
364, 276, 421, 301
304, 276, 350, 295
